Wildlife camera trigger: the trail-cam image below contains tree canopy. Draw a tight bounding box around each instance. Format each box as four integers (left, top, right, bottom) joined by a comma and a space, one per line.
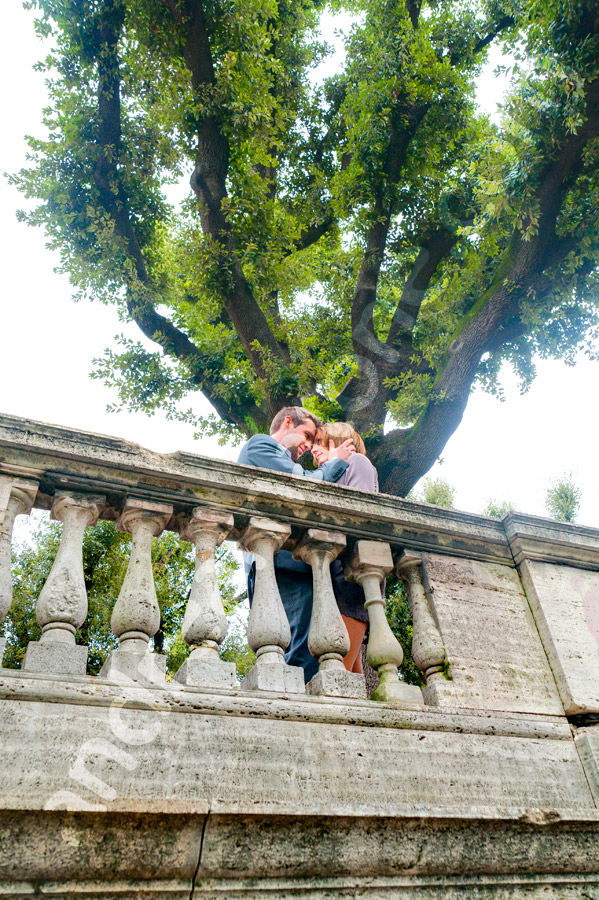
409, 475, 457, 508
13, 0, 599, 494
544, 471, 582, 522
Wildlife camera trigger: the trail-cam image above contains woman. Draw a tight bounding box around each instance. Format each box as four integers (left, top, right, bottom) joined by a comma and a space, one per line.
312, 422, 379, 674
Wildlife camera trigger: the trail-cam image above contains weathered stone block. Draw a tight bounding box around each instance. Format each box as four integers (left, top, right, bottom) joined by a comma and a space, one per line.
306, 669, 367, 699
99, 648, 166, 685
0, 808, 202, 899
370, 679, 423, 705
241, 661, 305, 693
350, 539, 394, 572
22, 639, 88, 676
174, 654, 237, 689
576, 728, 599, 806
198, 810, 599, 893
0, 685, 595, 818
520, 560, 599, 715
421, 554, 563, 715
422, 677, 455, 706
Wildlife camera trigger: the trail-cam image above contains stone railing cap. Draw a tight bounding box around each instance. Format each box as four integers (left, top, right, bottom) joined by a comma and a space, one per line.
504, 511, 599, 570
11, 412, 599, 569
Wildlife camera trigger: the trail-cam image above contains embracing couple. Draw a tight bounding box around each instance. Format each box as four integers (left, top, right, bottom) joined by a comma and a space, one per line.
238, 406, 379, 684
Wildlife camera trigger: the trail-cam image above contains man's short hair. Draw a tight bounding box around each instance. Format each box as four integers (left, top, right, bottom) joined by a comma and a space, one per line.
270, 406, 322, 435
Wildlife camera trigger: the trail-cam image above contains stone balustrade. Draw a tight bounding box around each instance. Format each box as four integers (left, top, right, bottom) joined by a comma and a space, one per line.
2, 413, 599, 899
0, 414, 434, 701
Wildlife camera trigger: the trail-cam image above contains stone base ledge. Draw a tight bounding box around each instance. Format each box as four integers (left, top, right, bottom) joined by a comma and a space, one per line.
3, 877, 599, 900
1, 808, 599, 899
2, 691, 594, 825
4, 798, 599, 824
193, 875, 599, 900
0, 671, 571, 741
0, 880, 190, 899
306, 668, 367, 699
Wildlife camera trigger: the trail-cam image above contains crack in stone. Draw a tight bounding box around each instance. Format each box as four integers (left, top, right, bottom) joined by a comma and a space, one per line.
190, 804, 211, 900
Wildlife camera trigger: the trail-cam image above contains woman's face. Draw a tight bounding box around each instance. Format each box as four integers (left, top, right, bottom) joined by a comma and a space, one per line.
312, 430, 330, 466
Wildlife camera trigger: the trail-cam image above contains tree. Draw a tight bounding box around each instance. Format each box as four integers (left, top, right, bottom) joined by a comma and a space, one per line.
482, 498, 516, 518
12, 0, 599, 495
384, 580, 424, 686
3, 516, 243, 675
545, 471, 582, 522
409, 476, 456, 508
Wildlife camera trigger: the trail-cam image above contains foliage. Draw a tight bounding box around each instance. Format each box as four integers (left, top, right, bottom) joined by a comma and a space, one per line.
219, 610, 256, 677
409, 476, 456, 508
4, 517, 60, 669
385, 578, 423, 687
545, 472, 582, 523
12, 0, 599, 494
482, 497, 516, 518
3, 514, 244, 676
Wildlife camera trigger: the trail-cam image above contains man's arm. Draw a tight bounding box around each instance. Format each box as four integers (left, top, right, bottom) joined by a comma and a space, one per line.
239, 434, 348, 481
238, 434, 304, 474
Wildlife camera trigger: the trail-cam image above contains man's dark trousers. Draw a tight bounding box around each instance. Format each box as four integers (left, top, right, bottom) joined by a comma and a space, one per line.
239, 433, 348, 682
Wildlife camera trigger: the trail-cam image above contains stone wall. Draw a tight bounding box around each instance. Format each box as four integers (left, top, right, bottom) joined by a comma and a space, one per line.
1, 413, 599, 898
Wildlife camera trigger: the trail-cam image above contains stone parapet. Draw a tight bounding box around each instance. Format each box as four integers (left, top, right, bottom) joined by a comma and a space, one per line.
0, 413, 512, 564
2, 412, 599, 897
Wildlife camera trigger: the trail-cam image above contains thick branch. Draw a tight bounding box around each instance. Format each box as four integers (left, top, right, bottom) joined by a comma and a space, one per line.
387, 226, 459, 345
292, 214, 336, 254
349, 103, 429, 370
170, 0, 294, 404
339, 226, 460, 431
336, 10, 516, 432
336, 99, 431, 428
373, 75, 599, 494
92, 3, 267, 432
448, 14, 516, 68
127, 296, 268, 431
473, 16, 516, 55
283, 114, 343, 256
405, 0, 422, 30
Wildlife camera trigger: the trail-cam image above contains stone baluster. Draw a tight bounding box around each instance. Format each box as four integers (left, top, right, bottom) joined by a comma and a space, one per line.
0, 477, 38, 666
347, 540, 423, 705
23, 492, 104, 675
294, 529, 367, 698
238, 517, 305, 693
174, 508, 236, 689
100, 499, 173, 685
396, 550, 451, 705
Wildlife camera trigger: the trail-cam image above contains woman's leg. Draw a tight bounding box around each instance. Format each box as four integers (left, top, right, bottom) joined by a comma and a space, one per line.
342, 615, 368, 673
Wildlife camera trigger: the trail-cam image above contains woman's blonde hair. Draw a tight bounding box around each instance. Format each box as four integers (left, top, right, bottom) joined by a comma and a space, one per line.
319, 422, 366, 455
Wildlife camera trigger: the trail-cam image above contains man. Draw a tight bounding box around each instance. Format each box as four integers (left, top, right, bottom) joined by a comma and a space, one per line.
238, 406, 354, 681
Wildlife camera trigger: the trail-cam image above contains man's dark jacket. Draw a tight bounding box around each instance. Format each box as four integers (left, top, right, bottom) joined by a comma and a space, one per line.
238, 433, 348, 573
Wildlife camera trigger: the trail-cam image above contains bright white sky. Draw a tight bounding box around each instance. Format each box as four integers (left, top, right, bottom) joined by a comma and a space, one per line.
3, 4, 599, 526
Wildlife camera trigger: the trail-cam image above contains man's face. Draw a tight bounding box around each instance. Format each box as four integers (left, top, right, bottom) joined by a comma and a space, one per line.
286, 418, 317, 460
